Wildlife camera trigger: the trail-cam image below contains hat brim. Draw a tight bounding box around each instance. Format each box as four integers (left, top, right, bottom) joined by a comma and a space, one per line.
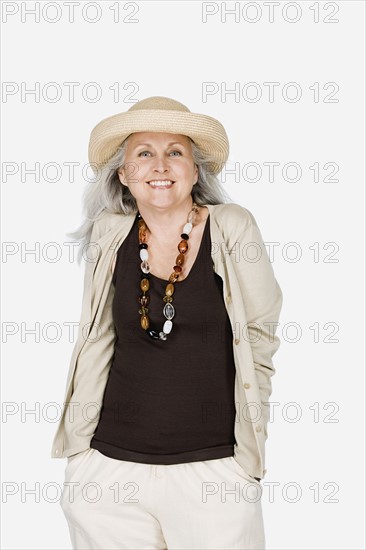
88, 109, 229, 175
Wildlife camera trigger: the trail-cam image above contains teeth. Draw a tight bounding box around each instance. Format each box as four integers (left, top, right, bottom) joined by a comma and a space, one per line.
148, 180, 174, 187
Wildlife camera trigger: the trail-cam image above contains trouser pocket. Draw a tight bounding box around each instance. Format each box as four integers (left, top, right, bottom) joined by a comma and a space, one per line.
225, 457, 262, 487
67, 448, 90, 465
61, 449, 97, 512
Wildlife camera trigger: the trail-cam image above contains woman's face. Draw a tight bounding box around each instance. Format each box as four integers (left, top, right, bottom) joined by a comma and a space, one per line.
117, 132, 198, 211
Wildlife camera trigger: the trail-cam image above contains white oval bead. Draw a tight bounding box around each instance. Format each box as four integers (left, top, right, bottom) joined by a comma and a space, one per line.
140, 249, 148, 261
163, 320, 173, 334
183, 222, 192, 234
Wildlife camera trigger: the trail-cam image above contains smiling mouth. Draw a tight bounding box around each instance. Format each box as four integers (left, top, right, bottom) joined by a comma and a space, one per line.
146, 180, 175, 188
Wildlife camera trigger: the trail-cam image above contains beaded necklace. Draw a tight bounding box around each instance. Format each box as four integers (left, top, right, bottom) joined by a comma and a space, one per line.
137, 202, 199, 340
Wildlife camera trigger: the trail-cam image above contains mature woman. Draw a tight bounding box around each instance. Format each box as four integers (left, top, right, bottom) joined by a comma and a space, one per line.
52, 96, 283, 549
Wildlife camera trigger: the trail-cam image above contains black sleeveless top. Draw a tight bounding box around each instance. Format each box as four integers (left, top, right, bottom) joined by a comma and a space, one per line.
90, 212, 237, 464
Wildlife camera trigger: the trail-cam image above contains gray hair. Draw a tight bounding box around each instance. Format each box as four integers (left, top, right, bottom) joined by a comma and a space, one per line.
68, 136, 233, 264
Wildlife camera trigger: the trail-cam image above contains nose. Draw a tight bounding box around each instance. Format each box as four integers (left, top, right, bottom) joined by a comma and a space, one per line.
153, 154, 169, 173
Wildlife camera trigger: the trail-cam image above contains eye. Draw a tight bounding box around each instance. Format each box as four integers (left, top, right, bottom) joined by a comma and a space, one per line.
138, 151, 151, 157
169, 150, 182, 157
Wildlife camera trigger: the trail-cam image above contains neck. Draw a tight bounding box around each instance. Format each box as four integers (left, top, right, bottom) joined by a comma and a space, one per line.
137, 199, 199, 242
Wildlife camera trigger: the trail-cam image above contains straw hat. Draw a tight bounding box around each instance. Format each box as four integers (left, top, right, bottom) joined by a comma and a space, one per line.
88, 96, 229, 175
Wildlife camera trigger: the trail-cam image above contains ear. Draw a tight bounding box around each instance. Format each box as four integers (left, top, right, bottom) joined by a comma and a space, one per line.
117, 167, 128, 187
193, 164, 198, 184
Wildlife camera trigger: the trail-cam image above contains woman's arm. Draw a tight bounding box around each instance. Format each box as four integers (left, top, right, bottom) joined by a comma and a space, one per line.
230, 210, 283, 439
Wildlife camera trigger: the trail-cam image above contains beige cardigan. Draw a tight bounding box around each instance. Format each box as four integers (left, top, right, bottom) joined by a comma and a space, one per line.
50, 202, 283, 480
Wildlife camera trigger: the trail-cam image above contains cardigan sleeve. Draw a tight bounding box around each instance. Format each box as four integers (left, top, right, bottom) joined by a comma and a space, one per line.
64, 214, 106, 390
65, 213, 117, 444
231, 212, 283, 437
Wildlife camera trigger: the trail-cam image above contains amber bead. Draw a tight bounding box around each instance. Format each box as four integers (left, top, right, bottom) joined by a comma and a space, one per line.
178, 240, 188, 253
176, 253, 185, 266
139, 230, 147, 243
165, 283, 175, 296
169, 273, 179, 283
173, 265, 182, 273
141, 315, 149, 329
140, 278, 149, 292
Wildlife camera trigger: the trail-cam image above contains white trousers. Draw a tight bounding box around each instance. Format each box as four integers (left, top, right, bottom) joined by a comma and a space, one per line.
60, 448, 265, 550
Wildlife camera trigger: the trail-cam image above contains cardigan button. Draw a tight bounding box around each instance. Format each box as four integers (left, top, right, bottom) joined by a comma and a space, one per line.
255, 425, 262, 432
243, 383, 250, 389
234, 338, 240, 345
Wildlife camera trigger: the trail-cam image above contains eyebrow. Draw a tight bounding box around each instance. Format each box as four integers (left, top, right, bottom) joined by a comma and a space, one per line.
132, 141, 186, 150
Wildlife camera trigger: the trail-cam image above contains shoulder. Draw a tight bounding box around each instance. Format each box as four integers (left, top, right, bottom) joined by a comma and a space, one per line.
209, 202, 256, 236
92, 210, 133, 240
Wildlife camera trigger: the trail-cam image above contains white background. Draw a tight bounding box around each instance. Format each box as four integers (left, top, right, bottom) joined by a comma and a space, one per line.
1, 1, 365, 549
